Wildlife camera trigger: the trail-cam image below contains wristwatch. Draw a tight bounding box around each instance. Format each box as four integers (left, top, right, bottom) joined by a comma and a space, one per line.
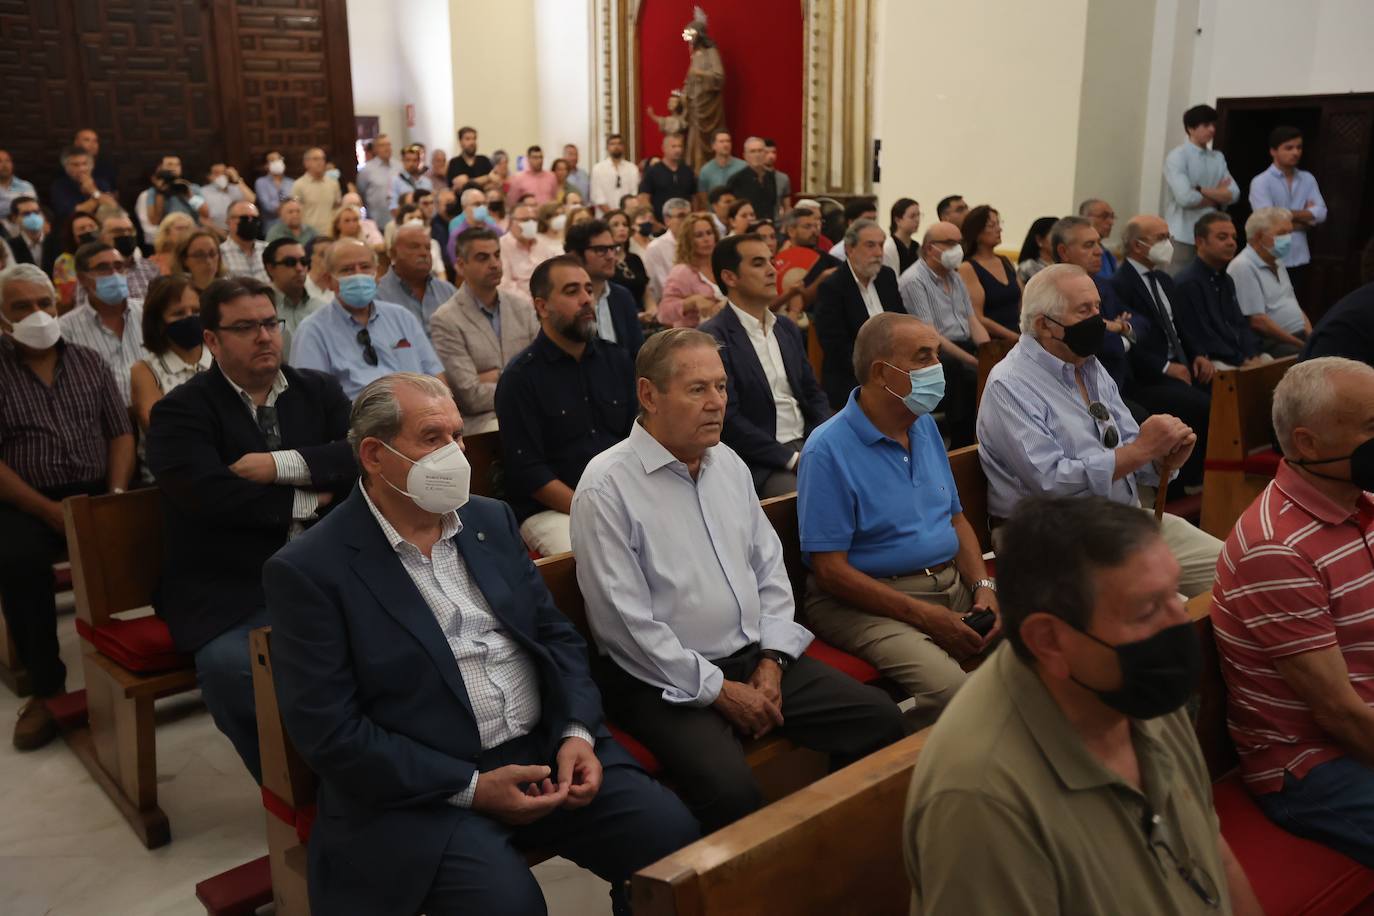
972, 577, 997, 594
761, 649, 793, 671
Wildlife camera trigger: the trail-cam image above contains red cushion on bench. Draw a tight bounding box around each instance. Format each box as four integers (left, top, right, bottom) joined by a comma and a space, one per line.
194, 855, 273, 916
74, 615, 190, 674
53, 566, 72, 591
1164, 492, 1203, 523
805, 639, 881, 683
1205, 448, 1283, 476
608, 723, 662, 774
1213, 773, 1374, 915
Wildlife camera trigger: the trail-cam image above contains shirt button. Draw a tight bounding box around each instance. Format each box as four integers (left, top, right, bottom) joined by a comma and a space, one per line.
903, 456, 909, 462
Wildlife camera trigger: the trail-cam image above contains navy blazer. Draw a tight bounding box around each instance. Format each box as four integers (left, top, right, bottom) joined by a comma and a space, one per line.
265, 489, 627, 916
146, 364, 355, 652
1111, 260, 1203, 384
1172, 259, 1260, 365
1094, 275, 1144, 392
700, 305, 832, 486
813, 264, 905, 408
603, 281, 646, 362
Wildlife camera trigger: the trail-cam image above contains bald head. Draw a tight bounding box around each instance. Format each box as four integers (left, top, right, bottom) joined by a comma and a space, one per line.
1122, 214, 1170, 267
922, 221, 963, 273
854, 312, 940, 387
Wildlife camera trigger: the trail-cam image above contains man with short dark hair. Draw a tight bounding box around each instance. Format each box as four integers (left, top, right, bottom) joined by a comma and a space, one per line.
263, 237, 325, 348
446, 126, 494, 191
495, 256, 635, 556
701, 234, 829, 495
202, 162, 256, 233
726, 137, 777, 222
62, 242, 145, 406
698, 130, 747, 194
763, 138, 791, 209
0, 264, 133, 749
6, 196, 58, 272
564, 218, 645, 360
146, 154, 209, 227
906, 495, 1261, 914
96, 212, 160, 300
430, 229, 540, 434
390, 143, 434, 218
640, 134, 697, 221
508, 146, 559, 207
572, 327, 906, 832
1249, 125, 1326, 295
49, 145, 118, 221
1078, 198, 1119, 278
375, 221, 457, 333
219, 199, 269, 283
1164, 103, 1236, 270
935, 195, 968, 228
814, 218, 905, 409
147, 276, 355, 779
1173, 212, 1267, 370
356, 134, 397, 230
590, 133, 640, 215
563, 143, 590, 200
707, 185, 736, 237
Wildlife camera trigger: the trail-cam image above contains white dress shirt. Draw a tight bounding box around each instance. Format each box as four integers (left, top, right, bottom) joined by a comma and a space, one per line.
851, 263, 884, 318
1129, 258, 1185, 371
728, 302, 805, 445
590, 157, 641, 212
644, 230, 677, 301
571, 423, 814, 707
217, 367, 320, 528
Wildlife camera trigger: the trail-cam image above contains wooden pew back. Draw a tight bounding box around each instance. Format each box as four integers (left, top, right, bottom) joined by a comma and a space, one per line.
1186, 593, 1239, 779
632, 729, 928, 916
464, 429, 504, 499
976, 338, 1015, 409
760, 494, 807, 604
946, 444, 993, 555
65, 489, 164, 627
1209, 356, 1295, 460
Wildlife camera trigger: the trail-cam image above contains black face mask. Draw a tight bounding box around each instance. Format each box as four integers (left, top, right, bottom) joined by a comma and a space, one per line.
1290, 437, 1374, 492
165, 314, 204, 350
1070, 619, 1201, 719
1046, 313, 1107, 358
235, 217, 263, 241
112, 236, 139, 258
76, 231, 99, 246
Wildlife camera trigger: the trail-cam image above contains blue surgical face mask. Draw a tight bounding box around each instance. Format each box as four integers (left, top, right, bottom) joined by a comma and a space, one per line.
20, 212, 43, 233
883, 361, 945, 416
1269, 233, 1293, 260
325, 168, 341, 182
472, 204, 489, 223
337, 273, 376, 308
94, 272, 129, 304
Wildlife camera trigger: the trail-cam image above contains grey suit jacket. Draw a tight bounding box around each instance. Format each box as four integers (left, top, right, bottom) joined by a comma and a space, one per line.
429, 283, 540, 430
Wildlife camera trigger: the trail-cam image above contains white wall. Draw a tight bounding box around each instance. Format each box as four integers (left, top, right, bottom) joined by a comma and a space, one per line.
533, 0, 593, 165
450, 0, 540, 162
348, 0, 454, 158
346, 0, 405, 153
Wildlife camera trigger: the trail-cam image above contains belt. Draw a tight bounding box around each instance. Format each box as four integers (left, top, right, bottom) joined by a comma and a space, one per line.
887, 560, 954, 580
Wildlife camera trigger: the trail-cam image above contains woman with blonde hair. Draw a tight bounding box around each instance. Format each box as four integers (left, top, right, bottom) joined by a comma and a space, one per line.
332, 200, 384, 251
536, 201, 567, 252
152, 212, 196, 275
657, 212, 723, 327
172, 229, 226, 293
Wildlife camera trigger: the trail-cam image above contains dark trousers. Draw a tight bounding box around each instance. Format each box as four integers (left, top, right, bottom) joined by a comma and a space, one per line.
1128, 375, 1211, 487
596, 645, 908, 833
421, 732, 699, 916
0, 480, 103, 697
939, 340, 978, 448
1257, 756, 1374, 868
193, 606, 271, 782
754, 438, 804, 498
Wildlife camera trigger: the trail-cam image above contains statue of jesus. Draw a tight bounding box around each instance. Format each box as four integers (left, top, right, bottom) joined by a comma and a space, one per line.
681, 7, 725, 172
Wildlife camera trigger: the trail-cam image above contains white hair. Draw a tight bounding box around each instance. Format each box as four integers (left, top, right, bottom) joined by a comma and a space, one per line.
348, 373, 453, 478
662, 198, 692, 219
460, 187, 485, 207
1272, 357, 1374, 457
0, 263, 57, 305
1019, 263, 1085, 334
1245, 206, 1291, 240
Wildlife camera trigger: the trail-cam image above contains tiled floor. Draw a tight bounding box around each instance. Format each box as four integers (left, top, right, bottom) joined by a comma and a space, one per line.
0, 610, 610, 915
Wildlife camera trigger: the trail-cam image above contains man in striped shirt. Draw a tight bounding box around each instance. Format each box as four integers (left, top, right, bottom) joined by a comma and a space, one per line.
59, 241, 145, 406
0, 264, 134, 750
1212, 356, 1374, 866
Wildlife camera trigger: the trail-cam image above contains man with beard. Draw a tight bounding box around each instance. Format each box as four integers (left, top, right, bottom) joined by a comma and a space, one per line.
495, 256, 635, 556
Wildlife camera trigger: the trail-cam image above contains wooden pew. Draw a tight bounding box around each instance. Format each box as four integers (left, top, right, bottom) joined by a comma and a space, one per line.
975, 338, 1015, 409
464, 428, 504, 499
63, 490, 197, 849
1188, 593, 1374, 914
946, 444, 993, 556
631, 729, 929, 915
1199, 356, 1295, 539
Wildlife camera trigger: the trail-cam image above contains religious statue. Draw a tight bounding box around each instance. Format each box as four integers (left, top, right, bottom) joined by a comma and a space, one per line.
647, 91, 688, 141
681, 7, 725, 171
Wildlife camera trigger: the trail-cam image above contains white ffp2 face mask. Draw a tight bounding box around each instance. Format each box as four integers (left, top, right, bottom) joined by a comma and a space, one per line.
1147, 238, 1174, 268
6, 309, 61, 350
518, 219, 539, 238
940, 246, 964, 271
380, 440, 471, 514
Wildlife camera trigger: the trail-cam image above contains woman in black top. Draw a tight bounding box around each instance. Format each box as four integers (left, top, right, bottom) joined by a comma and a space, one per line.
606, 208, 654, 318
887, 197, 922, 275
958, 204, 1021, 341
1016, 216, 1058, 285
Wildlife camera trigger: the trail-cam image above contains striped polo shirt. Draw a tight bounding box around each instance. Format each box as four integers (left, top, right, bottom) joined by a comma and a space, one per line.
1212, 460, 1374, 793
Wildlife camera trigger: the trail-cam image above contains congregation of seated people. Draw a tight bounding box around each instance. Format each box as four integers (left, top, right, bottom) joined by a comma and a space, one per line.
1, 102, 1372, 915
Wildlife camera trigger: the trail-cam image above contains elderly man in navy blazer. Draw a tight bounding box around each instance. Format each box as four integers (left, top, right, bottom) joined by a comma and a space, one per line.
264, 373, 697, 916
701, 233, 832, 496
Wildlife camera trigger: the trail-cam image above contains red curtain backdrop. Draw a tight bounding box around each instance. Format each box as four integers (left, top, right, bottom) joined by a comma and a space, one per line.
637, 0, 804, 189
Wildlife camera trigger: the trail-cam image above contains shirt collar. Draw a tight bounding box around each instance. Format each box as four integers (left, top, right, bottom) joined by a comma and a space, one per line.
1273, 459, 1372, 525
848, 261, 872, 291
728, 300, 773, 335
159, 346, 209, 373
1018, 334, 1078, 385
628, 419, 716, 476
220, 364, 288, 407
360, 480, 461, 551
1129, 257, 1153, 277
839, 387, 913, 446
332, 298, 374, 326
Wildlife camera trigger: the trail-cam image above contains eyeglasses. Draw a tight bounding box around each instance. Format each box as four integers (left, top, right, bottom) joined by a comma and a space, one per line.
218, 317, 284, 336
1144, 811, 1220, 908
273, 256, 311, 269
84, 261, 128, 276
185, 250, 219, 262
1088, 401, 1120, 448
357, 328, 379, 366
586, 244, 618, 256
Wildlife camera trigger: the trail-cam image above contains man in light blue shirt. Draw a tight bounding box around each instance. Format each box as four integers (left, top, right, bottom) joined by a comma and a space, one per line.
389, 143, 433, 216
571, 327, 905, 832
355, 134, 397, 230
1163, 104, 1237, 271
561, 143, 590, 200
253, 150, 295, 229
290, 239, 444, 399
977, 263, 1222, 598
1249, 125, 1326, 291
0, 150, 36, 220
1228, 207, 1311, 357
697, 131, 748, 194
374, 222, 457, 332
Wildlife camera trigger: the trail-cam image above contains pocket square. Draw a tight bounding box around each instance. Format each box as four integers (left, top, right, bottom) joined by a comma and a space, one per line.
395, 338, 413, 349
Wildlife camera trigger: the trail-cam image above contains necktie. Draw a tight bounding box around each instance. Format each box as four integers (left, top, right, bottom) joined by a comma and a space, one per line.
257, 404, 282, 450
1147, 272, 1188, 364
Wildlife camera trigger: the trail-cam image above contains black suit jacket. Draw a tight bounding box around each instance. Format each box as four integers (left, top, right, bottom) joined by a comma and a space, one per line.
1111, 261, 1202, 385
145, 364, 356, 651
700, 305, 831, 488
603, 281, 645, 362
1172, 259, 1260, 365
4, 229, 61, 275
265, 489, 629, 916
812, 264, 905, 408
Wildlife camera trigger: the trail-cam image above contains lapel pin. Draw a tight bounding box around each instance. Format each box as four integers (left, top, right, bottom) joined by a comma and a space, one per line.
476, 532, 486, 541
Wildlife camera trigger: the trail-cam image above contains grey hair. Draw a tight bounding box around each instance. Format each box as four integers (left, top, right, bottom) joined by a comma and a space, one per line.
662, 198, 692, 219
347, 373, 453, 477
1049, 216, 1094, 263
844, 217, 883, 249
391, 221, 431, 250
1019, 263, 1085, 334
1077, 198, 1105, 216
326, 238, 377, 273
852, 311, 912, 383
460, 186, 486, 207
1246, 206, 1291, 240
1120, 217, 1150, 253
1271, 357, 1374, 457
634, 327, 718, 414
0, 263, 58, 304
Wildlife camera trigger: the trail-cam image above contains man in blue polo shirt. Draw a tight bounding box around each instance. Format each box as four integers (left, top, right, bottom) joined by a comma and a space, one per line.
289, 238, 444, 398
798, 313, 999, 726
